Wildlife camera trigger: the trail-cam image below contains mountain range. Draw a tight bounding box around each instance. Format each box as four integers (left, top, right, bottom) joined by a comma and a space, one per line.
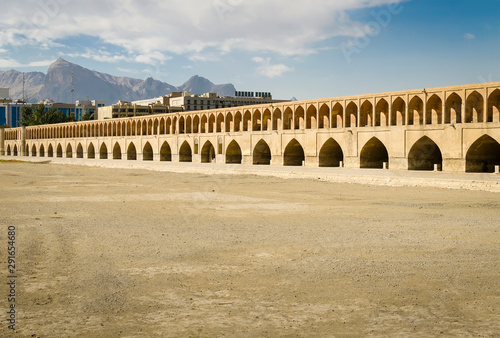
0, 58, 236, 104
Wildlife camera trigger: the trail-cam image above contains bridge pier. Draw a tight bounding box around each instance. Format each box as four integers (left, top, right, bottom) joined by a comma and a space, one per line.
305, 156, 319, 167
242, 155, 252, 165
388, 157, 408, 170
442, 158, 465, 172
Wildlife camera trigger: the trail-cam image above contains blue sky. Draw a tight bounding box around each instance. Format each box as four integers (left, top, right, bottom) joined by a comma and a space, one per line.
1, 0, 499, 101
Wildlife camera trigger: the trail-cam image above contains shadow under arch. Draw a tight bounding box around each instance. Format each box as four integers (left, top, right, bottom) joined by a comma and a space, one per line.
283, 139, 305, 166
201, 141, 216, 163
226, 140, 242, 164
360, 137, 388, 169
160, 141, 172, 161
319, 138, 344, 167
408, 136, 442, 171
179, 141, 192, 162
253, 139, 271, 165
466, 135, 500, 173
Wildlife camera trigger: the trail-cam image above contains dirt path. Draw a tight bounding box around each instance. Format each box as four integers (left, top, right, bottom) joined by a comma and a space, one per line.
1, 162, 499, 337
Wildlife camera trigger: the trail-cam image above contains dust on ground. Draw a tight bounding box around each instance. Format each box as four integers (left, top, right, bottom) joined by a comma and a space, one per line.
0, 162, 499, 337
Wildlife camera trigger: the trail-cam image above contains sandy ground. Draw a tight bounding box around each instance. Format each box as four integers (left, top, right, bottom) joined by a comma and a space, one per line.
0, 161, 499, 337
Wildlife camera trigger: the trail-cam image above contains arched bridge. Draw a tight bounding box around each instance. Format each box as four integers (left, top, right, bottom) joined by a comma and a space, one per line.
2, 82, 500, 173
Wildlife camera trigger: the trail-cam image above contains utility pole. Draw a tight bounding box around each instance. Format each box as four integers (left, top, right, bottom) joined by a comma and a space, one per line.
71, 67, 75, 104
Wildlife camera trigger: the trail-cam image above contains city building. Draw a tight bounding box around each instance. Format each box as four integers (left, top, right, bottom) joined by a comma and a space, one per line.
168, 91, 288, 111
97, 101, 174, 120
0, 100, 28, 127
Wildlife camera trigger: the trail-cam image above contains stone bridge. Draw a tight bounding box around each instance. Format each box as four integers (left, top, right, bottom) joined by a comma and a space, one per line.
1, 82, 500, 173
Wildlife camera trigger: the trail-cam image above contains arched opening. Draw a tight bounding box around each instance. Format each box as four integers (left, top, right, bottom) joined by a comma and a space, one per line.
88, 143, 95, 159
143, 142, 153, 161
186, 116, 192, 134
113, 143, 121, 160
25, 144, 29, 156
47, 144, 53, 157
272, 108, 282, 131
283, 139, 305, 166
318, 104, 330, 129
77, 143, 84, 158
466, 135, 500, 173
57, 144, 63, 158
217, 113, 224, 133
200, 115, 207, 133
243, 111, 252, 131
178, 117, 185, 134
179, 141, 192, 162
408, 136, 443, 171
360, 137, 389, 169
332, 103, 343, 128
391, 97, 406, 126
39, 144, 45, 157
225, 113, 233, 132
465, 91, 484, 123
201, 141, 216, 163
127, 143, 137, 160
426, 94, 443, 125
408, 96, 423, 125
375, 99, 389, 127
166, 118, 172, 134
234, 112, 242, 132
294, 106, 305, 129
306, 106, 317, 129
193, 116, 199, 133
13, 145, 18, 156
208, 115, 215, 133
31, 144, 37, 157
160, 141, 172, 162
226, 140, 242, 164
445, 93, 462, 124
262, 109, 271, 131
319, 138, 344, 167
487, 89, 500, 123
360, 100, 373, 127
346, 102, 357, 128
253, 139, 271, 165
66, 144, 73, 158
252, 110, 261, 131
283, 108, 293, 130
100, 143, 108, 159
6, 145, 11, 156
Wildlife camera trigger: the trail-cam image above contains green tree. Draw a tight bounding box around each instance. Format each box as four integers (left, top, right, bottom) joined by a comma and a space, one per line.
81, 112, 91, 121
19, 104, 71, 126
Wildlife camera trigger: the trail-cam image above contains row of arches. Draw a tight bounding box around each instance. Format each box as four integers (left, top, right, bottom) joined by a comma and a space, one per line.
11, 89, 500, 141
6, 135, 499, 173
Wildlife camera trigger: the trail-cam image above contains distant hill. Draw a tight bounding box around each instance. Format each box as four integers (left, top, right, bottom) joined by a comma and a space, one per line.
0, 58, 236, 104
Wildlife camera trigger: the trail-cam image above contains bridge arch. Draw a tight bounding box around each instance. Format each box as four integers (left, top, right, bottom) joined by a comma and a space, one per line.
217, 113, 224, 133
201, 141, 216, 163
306, 105, 317, 129
56, 144, 63, 158
226, 140, 242, 164
466, 135, 500, 173
234, 112, 242, 132
6, 145, 10, 156
48, 144, 53, 157
360, 100, 373, 127
252, 110, 261, 131
284, 139, 305, 166
127, 142, 137, 160
77, 143, 84, 158
66, 144, 73, 158
99, 143, 108, 159
179, 141, 192, 162
193, 115, 200, 133
426, 94, 443, 125
88, 143, 95, 159
319, 138, 344, 167
346, 102, 357, 128
253, 139, 271, 165
225, 113, 233, 132
31, 144, 37, 157
391, 97, 406, 126
143, 142, 153, 161
375, 99, 389, 127
408, 136, 442, 171
294, 106, 305, 129
487, 89, 500, 122
408, 96, 424, 125
360, 137, 389, 169
13, 145, 18, 156
160, 141, 172, 161
113, 143, 121, 160
318, 104, 330, 128
39, 144, 45, 157
332, 103, 343, 128
445, 93, 462, 124
263, 109, 271, 131
465, 91, 484, 123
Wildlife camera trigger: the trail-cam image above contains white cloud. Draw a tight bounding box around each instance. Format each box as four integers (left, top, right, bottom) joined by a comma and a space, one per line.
464, 33, 475, 40
0, 0, 406, 59
0, 57, 55, 68
253, 57, 293, 78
